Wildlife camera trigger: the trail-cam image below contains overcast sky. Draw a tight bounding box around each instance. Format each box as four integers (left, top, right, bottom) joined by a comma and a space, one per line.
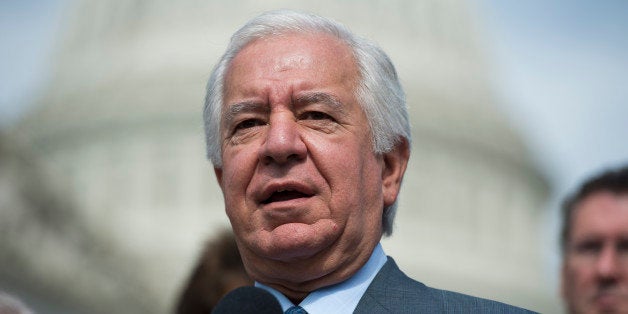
479, 0, 628, 196
1, 0, 627, 251
0, 0, 65, 126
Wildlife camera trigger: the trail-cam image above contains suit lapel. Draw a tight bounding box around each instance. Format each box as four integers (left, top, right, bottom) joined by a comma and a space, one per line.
354, 256, 401, 313
354, 256, 434, 313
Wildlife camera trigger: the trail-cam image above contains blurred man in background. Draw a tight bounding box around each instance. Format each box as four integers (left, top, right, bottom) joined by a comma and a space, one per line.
561, 165, 628, 313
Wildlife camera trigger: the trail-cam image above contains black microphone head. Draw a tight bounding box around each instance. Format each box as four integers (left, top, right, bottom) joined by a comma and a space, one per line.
212, 286, 283, 314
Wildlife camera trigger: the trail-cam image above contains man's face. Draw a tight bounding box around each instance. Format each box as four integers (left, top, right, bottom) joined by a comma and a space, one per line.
562, 192, 628, 314
214, 33, 407, 290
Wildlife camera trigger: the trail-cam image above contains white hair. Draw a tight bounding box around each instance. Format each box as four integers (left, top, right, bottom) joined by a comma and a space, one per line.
203, 9, 411, 236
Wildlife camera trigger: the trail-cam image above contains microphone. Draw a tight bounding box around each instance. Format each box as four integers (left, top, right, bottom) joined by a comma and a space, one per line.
212, 286, 283, 314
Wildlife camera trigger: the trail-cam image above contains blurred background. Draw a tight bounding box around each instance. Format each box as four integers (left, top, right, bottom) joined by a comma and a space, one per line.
1, 0, 626, 313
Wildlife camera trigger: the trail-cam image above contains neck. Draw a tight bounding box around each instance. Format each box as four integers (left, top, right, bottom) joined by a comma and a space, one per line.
288, 295, 307, 305
247, 245, 376, 302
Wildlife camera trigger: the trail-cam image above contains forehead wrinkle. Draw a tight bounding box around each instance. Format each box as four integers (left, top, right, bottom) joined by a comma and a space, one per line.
223, 101, 269, 128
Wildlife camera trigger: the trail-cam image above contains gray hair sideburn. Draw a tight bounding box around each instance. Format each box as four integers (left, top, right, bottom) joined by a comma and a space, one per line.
203, 9, 411, 236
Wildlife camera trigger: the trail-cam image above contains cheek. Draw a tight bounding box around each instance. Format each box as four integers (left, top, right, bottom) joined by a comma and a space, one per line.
566, 263, 592, 288
326, 144, 383, 212
325, 146, 370, 187
221, 147, 256, 190
219, 147, 259, 227
562, 265, 583, 302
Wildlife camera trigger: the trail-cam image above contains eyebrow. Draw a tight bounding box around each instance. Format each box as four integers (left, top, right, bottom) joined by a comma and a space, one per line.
222, 101, 269, 128
295, 92, 345, 114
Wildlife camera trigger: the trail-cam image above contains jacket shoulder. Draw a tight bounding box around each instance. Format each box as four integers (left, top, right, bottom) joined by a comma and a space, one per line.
354, 257, 537, 313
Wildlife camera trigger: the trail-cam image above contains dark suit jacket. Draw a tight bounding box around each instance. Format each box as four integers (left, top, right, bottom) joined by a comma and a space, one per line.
353, 257, 537, 313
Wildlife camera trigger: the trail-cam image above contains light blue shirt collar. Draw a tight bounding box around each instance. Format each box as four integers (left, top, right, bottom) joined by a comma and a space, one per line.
256, 243, 387, 313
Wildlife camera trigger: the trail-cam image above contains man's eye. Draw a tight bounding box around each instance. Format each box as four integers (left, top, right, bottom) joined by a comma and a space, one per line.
235, 119, 265, 131
301, 111, 332, 121
574, 241, 602, 255
618, 240, 628, 254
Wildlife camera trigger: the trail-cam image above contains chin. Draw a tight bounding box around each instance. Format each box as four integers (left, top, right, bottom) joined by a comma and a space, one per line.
264, 236, 334, 262
263, 220, 340, 256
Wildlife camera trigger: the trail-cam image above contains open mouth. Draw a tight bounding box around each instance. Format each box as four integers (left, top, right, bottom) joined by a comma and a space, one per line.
261, 189, 311, 204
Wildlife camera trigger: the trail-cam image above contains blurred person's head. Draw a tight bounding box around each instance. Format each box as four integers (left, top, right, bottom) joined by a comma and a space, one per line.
560, 166, 628, 313
0, 292, 33, 314
202, 10, 410, 302
175, 230, 251, 314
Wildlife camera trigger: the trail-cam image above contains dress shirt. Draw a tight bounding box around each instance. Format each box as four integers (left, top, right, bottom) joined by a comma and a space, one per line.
256, 243, 387, 314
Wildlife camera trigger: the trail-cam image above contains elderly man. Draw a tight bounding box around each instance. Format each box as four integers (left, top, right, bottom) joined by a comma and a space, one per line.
561, 166, 628, 314
203, 9, 531, 313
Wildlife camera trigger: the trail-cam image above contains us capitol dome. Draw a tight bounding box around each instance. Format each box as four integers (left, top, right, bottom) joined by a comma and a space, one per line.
2, 0, 559, 313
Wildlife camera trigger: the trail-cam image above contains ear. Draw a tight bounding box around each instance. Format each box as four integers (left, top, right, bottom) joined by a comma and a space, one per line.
381, 138, 410, 207
214, 167, 224, 189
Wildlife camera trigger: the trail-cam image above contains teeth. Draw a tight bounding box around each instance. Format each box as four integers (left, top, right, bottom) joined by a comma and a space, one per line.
277, 189, 292, 193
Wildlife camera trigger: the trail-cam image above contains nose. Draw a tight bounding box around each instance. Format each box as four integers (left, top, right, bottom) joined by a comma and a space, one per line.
258, 113, 307, 165
597, 244, 620, 280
